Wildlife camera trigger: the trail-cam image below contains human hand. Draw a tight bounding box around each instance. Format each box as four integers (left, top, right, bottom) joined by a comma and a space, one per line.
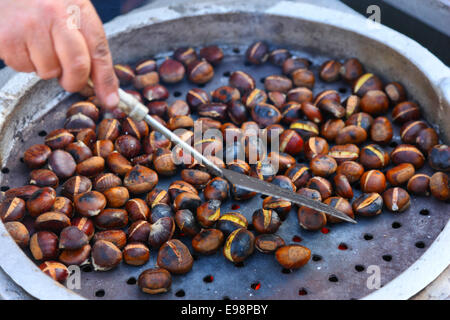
0, 0, 119, 109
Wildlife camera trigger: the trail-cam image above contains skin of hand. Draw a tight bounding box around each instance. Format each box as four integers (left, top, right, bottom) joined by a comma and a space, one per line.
0, 0, 119, 109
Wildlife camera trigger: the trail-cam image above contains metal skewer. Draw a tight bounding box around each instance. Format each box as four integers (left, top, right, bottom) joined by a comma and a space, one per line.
114, 87, 356, 224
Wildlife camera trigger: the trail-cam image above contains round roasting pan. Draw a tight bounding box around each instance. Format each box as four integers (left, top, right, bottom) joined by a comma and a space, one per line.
0, 1, 449, 300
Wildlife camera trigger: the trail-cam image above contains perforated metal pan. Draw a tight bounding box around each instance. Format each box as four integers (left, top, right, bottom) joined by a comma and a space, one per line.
0, 1, 449, 300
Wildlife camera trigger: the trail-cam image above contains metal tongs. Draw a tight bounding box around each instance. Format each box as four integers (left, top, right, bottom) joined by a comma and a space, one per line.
113, 86, 356, 224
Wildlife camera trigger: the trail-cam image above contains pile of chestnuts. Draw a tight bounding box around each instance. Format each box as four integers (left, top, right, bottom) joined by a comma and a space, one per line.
1, 41, 449, 296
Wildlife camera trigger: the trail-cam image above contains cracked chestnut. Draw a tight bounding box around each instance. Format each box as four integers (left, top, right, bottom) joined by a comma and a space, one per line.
255, 234, 285, 254
138, 268, 172, 295
93, 230, 127, 249
252, 209, 281, 234
5, 221, 29, 247
157, 239, 193, 274
30, 231, 59, 261
383, 187, 411, 212
192, 228, 224, 255
123, 243, 150, 266
223, 228, 255, 263
353, 193, 383, 216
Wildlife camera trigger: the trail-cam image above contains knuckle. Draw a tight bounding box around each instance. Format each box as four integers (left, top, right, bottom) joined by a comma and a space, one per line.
91, 38, 111, 62
70, 55, 90, 76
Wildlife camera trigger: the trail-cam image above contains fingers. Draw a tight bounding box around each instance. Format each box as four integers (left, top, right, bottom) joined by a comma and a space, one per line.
79, 1, 119, 109
27, 29, 62, 80
51, 22, 91, 92
0, 34, 35, 73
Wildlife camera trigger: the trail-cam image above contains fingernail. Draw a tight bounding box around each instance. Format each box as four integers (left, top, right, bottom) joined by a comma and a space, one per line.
105, 92, 119, 109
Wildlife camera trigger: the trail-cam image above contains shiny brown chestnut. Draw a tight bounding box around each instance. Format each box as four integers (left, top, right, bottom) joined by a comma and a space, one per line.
286, 88, 313, 105
175, 209, 200, 237
268, 48, 291, 66
346, 112, 373, 132
340, 58, 364, 83
216, 212, 248, 237
168, 180, 198, 200
97, 118, 121, 141
319, 60, 342, 82
229, 71, 256, 94
157, 239, 193, 274
149, 203, 174, 223
430, 172, 450, 201
266, 152, 296, 173
186, 88, 210, 111
192, 229, 224, 255
174, 47, 197, 66
35, 212, 71, 233
314, 90, 345, 118
24, 144, 52, 169
30, 231, 59, 261
123, 243, 150, 266
370, 116, 393, 144
383, 187, 411, 212
400, 121, 428, 145
297, 206, 327, 231
307, 176, 333, 200
39, 261, 69, 283
106, 152, 133, 176
264, 75, 292, 93
146, 189, 170, 208
126, 198, 150, 221
5, 185, 40, 201
416, 128, 439, 153
138, 268, 172, 295
343, 95, 361, 119
335, 125, 367, 145
392, 101, 421, 124
360, 90, 389, 115
407, 174, 430, 196
76, 156, 105, 178
91, 240, 122, 271
93, 173, 122, 193
159, 58, 185, 83
275, 245, 311, 269
66, 101, 100, 122
147, 101, 168, 118
5, 221, 29, 248
227, 100, 249, 125
279, 129, 304, 156
93, 230, 127, 249
285, 165, 312, 189
385, 82, 407, 105
390, 144, 425, 169
336, 161, 364, 184
45, 129, 75, 150
114, 64, 135, 86
353, 73, 384, 97
65, 141, 92, 163
291, 68, 315, 89
181, 169, 211, 189
48, 150, 76, 179
353, 193, 383, 216
429, 145, 450, 172
103, 186, 129, 208
302, 102, 323, 124
195, 200, 220, 228
328, 144, 360, 164
74, 191, 106, 217
252, 208, 281, 234
72, 217, 95, 240
280, 102, 302, 124
324, 197, 354, 223
268, 91, 287, 109
59, 244, 91, 266
334, 174, 353, 199
152, 148, 177, 176
255, 234, 285, 254
246, 41, 269, 65
127, 220, 151, 243
76, 128, 97, 148
310, 155, 337, 177
124, 165, 158, 194
64, 113, 96, 134
26, 187, 56, 218
360, 170, 386, 194
92, 140, 114, 158
188, 59, 214, 84
197, 102, 227, 121
282, 57, 311, 75
386, 163, 415, 186
223, 228, 255, 263
174, 192, 202, 212
320, 119, 345, 142
199, 45, 224, 65
59, 226, 88, 250
1, 197, 26, 222
95, 208, 128, 230
204, 177, 229, 202
143, 84, 169, 102
360, 144, 390, 169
